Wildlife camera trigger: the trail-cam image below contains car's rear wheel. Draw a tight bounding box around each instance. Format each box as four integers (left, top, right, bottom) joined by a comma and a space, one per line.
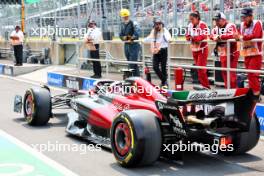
208, 107, 260, 155
23, 87, 52, 126
110, 110, 162, 167
231, 115, 260, 154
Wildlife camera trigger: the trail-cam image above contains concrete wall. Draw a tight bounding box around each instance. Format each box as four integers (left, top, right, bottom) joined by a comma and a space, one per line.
0, 40, 227, 66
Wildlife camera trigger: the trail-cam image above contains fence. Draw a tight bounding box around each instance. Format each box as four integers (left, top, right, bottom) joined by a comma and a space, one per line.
76, 38, 264, 90
2, 0, 264, 40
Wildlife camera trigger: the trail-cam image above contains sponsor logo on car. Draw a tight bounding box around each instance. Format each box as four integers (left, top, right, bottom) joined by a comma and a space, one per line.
188, 90, 234, 100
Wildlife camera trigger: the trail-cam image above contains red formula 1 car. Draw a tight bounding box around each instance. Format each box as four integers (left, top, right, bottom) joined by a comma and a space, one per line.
14, 77, 260, 167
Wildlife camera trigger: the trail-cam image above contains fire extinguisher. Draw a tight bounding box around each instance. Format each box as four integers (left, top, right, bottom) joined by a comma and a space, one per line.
175, 67, 185, 91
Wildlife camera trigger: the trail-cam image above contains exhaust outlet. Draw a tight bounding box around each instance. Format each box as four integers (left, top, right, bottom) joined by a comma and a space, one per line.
186, 116, 219, 130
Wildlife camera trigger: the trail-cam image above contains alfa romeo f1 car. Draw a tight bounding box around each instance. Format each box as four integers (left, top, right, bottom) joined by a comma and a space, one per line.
14, 77, 260, 167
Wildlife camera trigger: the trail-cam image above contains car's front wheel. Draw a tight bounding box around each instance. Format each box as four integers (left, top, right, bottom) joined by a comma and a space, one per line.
23, 87, 52, 126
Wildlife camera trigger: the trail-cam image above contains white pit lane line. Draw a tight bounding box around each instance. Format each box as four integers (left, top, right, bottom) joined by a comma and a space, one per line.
0, 130, 79, 176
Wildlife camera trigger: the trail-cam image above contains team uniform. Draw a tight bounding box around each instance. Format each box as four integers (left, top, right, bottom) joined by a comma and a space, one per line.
186, 21, 210, 88
212, 22, 239, 88
240, 20, 263, 93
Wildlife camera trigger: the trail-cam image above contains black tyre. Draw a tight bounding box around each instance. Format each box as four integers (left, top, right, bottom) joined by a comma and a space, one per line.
110, 110, 162, 167
23, 87, 52, 126
232, 115, 260, 154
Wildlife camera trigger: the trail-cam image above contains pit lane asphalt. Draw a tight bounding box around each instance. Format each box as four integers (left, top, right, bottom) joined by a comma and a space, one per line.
0, 76, 264, 176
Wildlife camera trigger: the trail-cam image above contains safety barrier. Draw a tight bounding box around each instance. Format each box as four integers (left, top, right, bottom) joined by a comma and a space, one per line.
76, 38, 264, 90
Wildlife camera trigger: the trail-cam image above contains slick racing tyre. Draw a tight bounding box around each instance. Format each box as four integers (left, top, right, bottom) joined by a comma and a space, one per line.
23, 87, 52, 126
111, 110, 162, 167
232, 115, 260, 154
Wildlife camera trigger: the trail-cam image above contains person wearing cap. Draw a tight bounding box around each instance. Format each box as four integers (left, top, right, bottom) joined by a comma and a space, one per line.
235, 8, 263, 98
119, 9, 141, 77
186, 11, 210, 89
10, 26, 24, 66
84, 20, 103, 79
145, 18, 172, 87
210, 12, 239, 88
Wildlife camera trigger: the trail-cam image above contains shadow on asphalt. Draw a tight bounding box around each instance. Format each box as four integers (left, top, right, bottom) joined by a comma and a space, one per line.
12, 113, 69, 129
218, 153, 262, 163
12, 114, 263, 175
109, 151, 257, 176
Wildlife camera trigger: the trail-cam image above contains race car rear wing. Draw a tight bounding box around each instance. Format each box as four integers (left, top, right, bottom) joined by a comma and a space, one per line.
168, 88, 249, 105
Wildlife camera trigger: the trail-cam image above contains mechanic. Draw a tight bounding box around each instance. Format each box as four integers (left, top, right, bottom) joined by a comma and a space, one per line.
119, 9, 141, 77
210, 12, 239, 88
235, 8, 263, 100
186, 11, 210, 89
10, 26, 24, 66
84, 20, 103, 79
145, 18, 172, 88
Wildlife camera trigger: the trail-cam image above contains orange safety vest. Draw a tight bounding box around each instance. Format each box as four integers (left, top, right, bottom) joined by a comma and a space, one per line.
214, 23, 239, 57
240, 20, 262, 57
188, 21, 207, 52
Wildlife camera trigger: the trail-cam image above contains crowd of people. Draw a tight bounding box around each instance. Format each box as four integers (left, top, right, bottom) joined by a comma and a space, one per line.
186, 8, 262, 101
10, 4, 263, 102
83, 7, 263, 102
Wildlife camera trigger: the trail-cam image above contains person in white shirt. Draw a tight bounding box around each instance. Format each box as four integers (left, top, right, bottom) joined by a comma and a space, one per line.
145, 18, 172, 87
84, 20, 103, 78
10, 26, 24, 66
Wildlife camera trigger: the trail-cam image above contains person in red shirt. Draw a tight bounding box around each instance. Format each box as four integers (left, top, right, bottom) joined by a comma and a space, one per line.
235, 8, 263, 99
210, 12, 239, 88
186, 11, 210, 89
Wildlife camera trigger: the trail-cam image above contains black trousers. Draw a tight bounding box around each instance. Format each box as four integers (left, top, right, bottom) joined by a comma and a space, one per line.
90, 44, 101, 76
153, 48, 168, 85
14, 45, 23, 64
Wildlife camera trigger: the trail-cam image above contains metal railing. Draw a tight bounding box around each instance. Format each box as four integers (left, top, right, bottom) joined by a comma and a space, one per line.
76, 38, 264, 90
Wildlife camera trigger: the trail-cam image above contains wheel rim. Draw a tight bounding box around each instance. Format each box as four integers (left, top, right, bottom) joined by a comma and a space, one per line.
114, 123, 132, 156
25, 94, 34, 121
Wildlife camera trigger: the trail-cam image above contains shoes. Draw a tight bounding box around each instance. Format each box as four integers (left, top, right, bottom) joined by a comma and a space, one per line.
91, 75, 102, 79
14, 64, 23, 66
193, 85, 210, 90
160, 82, 168, 89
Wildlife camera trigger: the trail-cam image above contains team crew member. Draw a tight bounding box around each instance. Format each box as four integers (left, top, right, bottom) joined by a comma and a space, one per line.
10, 26, 24, 66
145, 18, 172, 87
119, 9, 141, 77
84, 20, 103, 79
210, 12, 239, 88
236, 8, 263, 98
186, 11, 210, 89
